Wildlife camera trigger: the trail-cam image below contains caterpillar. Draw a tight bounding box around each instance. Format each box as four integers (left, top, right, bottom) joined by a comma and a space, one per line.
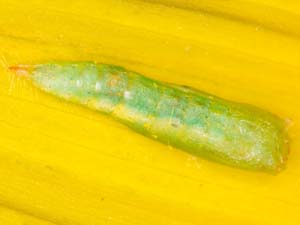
10, 62, 289, 173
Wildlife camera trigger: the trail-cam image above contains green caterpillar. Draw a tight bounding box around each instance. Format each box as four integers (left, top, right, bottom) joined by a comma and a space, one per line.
10, 62, 289, 173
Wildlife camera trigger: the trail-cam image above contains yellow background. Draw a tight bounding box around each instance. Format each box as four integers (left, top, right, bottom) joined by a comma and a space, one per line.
0, 0, 300, 224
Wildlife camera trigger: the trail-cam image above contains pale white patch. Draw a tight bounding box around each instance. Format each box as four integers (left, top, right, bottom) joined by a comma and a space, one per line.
239, 126, 245, 135
124, 90, 131, 99
95, 81, 102, 92
76, 80, 82, 87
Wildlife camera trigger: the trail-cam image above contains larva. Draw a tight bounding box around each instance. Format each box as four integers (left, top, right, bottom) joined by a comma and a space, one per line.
10, 62, 289, 173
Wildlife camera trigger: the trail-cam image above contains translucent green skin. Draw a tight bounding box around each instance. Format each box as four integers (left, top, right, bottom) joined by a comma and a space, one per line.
30, 62, 288, 173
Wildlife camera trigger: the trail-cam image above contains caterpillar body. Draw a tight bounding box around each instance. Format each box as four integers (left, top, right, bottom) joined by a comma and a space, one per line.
10, 62, 289, 173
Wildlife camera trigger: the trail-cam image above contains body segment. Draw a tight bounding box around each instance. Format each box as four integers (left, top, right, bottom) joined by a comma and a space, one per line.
12, 62, 288, 172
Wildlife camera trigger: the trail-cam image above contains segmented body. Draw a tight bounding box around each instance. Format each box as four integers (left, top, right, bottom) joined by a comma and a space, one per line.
22, 62, 288, 172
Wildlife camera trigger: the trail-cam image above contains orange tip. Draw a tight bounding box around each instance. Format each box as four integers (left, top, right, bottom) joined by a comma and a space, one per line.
8, 65, 32, 77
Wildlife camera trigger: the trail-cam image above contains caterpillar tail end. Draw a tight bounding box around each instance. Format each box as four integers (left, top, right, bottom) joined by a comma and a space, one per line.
8, 65, 34, 77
